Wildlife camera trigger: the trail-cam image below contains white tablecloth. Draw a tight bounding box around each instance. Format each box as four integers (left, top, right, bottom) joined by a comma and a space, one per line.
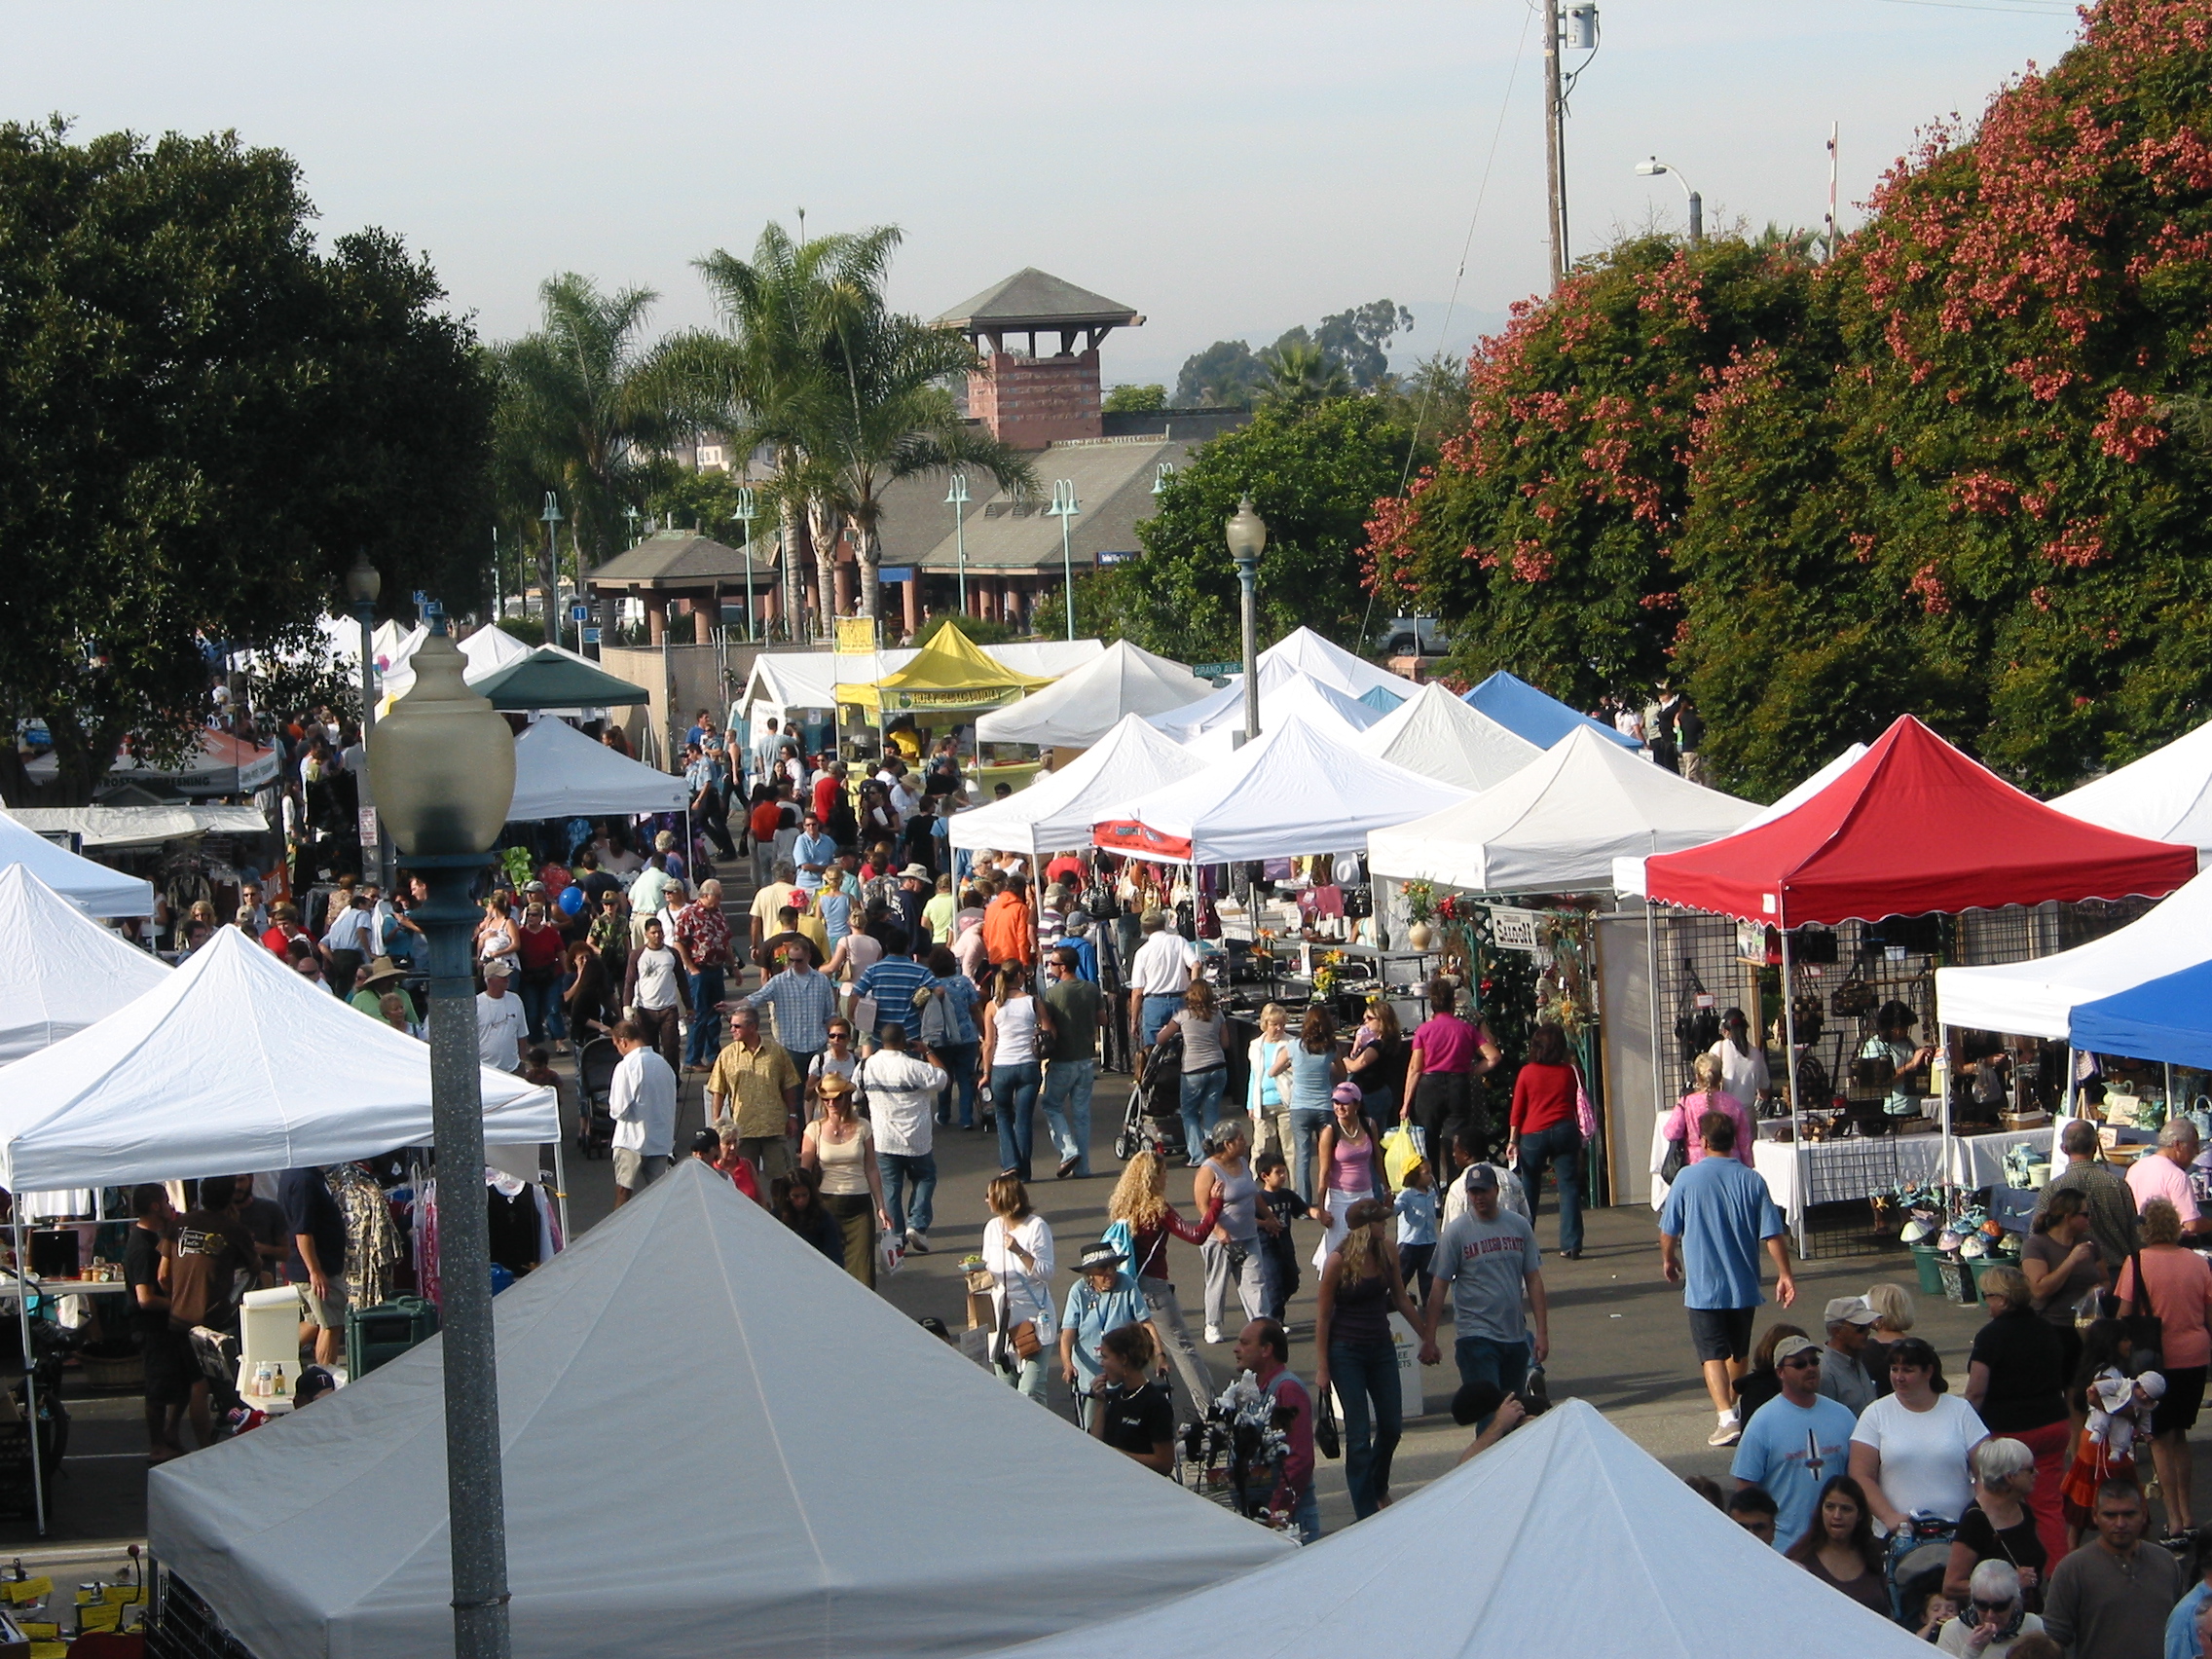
1753, 1126, 2054, 1220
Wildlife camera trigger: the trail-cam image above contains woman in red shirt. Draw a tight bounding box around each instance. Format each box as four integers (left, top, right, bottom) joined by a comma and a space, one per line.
1508, 1022, 1585, 1258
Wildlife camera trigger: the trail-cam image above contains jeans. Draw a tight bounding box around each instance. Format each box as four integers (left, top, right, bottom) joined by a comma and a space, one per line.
1140, 1275, 1212, 1426
634, 1004, 682, 1074
997, 1350, 1049, 1405
936, 1042, 979, 1127
683, 968, 726, 1066
518, 976, 563, 1045
1139, 993, 1181, 1048
877, 1150, 937, 1238
1288, 1486, 1321, 1544
991, 1061, 1043, 1179
1328, 1337, 1404, 1521
1040, 1057, 1096, 1176
1516, 1123, 1584, 1253
752, 840, 775, 890
1180, 1066, 1227, 1163
1290, 1108, 1332, 1206
1455, 1332, 1530, 1430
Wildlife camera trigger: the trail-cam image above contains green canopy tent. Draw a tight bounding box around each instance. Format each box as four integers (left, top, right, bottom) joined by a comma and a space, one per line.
470, 648, 651, 711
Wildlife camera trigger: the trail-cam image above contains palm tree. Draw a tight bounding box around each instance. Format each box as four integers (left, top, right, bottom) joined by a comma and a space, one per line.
1257, 339, 1353, 410
492, 275, 676, 630
678, 222, 1032, 628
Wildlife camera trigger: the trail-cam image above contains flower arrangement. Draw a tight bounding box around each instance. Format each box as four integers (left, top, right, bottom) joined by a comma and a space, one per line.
1435, 893, 1463, 923
1402, 880, 1437, 923
1311, 949, 1348, 999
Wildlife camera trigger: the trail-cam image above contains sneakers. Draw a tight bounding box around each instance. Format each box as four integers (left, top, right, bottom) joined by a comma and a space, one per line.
1204, 1325, 1225, 1345
904, 1231, 930, 1255
1708, 1417, 1742, 1448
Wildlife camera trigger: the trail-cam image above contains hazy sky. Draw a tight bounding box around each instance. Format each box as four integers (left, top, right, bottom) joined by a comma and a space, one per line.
3, 0, 2080, 387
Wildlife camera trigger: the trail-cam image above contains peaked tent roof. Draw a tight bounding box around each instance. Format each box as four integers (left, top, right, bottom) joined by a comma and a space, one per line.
508, 718, 687, 822
935, 268, 1142, 330
1643, 716, 2199, 927
0, 809, 155, 916
0, 928, 557, 1192
472, 647, 651, 710
1935, 861, 2212, 1039
1257, 626, 1416, 702
949, 715, 1209, 857
1463, 670, 1639, 751
1368, 725, 1757, 894
2048, 716, 2212, 856
833, 624, 1055, 713
2073, 958, 2212, 1070
0, 866, 170, 1065
1357, 681, 1545, 793
150, 1161, 1289, 1659
1357, 682, 1406, 713
1149, 673, 1386, 749
975, 641, 1210, 749
1612, 744, 1868, 898
1097, 717, 1469, 864
990, 1399, 1929, 1659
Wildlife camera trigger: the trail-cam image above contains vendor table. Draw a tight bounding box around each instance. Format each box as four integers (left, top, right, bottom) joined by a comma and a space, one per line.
1753, 1126, 2053, 1221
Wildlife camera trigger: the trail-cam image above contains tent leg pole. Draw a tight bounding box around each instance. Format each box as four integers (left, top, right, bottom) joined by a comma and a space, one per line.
2166, 1063, 2176, 1119
1644, 901, 1664, 1202
1781, 926, 1805, 1260
16, 1217, 44, 1536
549, 1134, 571, 1252
1938, 1022, 1954, 1205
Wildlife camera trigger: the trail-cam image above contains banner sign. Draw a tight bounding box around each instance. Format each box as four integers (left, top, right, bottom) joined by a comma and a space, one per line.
1488, 906, 1542, 951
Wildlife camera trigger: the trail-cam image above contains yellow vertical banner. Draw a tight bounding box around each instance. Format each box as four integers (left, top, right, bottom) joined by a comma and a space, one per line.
834, 617, 878, 655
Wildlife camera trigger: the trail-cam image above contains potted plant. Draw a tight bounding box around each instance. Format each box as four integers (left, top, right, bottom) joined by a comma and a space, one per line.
1402, 880, 1438, 951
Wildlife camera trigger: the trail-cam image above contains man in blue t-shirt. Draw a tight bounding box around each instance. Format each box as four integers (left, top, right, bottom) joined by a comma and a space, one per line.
1657, 1109, 1794, 1449
1730, 1333, 1856, 1551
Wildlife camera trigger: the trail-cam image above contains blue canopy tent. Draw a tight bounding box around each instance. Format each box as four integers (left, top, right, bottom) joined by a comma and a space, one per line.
1462, 671, 1639, 751
1356, 683, 1407, 715
2071, 958, 2212, 1071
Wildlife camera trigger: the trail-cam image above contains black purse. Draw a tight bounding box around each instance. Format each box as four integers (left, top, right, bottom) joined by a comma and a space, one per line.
1660, 1135, 1689, 1184
2125, 1250, 2165, 1372
1314, 1387, 1342, 1460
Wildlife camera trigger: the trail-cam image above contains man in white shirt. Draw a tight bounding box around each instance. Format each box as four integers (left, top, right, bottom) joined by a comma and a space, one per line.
608, 1018, 679, 1205
320, 889, 377, 991
475, 969, 528, 1074
858, 1021, 946, 1253
1126, 909, 1197, 1048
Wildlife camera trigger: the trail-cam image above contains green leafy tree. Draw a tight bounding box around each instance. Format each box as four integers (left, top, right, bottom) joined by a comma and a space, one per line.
1174, 339, 1268, 407
1095, 397, 1419, 662
1103, 384, 1167, 413
1313, 299, 1416, 389
0, 120, 490, 804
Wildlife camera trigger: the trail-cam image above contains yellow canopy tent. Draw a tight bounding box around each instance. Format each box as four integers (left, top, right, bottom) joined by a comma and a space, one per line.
832, 625, 1053, 715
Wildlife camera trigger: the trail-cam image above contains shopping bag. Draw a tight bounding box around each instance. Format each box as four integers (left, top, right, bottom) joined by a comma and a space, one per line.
1382, 1124, 1425, 1188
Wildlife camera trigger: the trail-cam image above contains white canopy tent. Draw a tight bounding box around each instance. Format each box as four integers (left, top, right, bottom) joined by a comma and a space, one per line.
991, 1399, 1927, 1659
1610, 744, 1868, 898
1936, 861, 2212, 1039
150, 1161, 1289, 1659
0, 866, 171, 1065
1098, 717, 1468, 865
1356, 681, 1543, 793
1369, 725, 1756, 894
948, 714, 1207, 858
507, 717, 688, 823
7, 803, 271, 852
1257, 625, 1417, 702
1148, 674, 1386, 752
738, 641, 1105, 724
0, 928, 557, 1193
0, 808, 155, 917
975, 641, 1209, 749
2049, 716, 2212, 857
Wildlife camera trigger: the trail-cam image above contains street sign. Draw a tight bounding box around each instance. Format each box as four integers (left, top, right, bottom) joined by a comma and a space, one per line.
570, 604, 591, 621
1098, 550, 1138, 566
357, 807, 380, 849
1192, 661, 1239, 680
878, 566, 916, 583
582, 627, 602, 645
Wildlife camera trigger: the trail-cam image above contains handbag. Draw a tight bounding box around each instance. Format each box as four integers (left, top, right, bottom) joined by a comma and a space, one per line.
1007, 1318, 1043, 1361
2124, 1250, 2165, 1371
1572, 1067, 1598, 1141
1660, 1134, 1689, 1185
1314, 1387, 1343, 1460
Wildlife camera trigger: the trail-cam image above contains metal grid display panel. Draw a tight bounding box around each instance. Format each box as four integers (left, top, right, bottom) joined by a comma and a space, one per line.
148, 1573, 260, 1659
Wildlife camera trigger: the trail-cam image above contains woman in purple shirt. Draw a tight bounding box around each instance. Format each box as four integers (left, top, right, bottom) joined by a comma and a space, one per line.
1400, 977, 1500, 1186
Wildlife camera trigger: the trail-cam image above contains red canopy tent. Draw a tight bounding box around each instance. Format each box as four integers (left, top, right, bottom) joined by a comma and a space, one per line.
1641, 717, 2196, 1239
1642, 716, 2196, 927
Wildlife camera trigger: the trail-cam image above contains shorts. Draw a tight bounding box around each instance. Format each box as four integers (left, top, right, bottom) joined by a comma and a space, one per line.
2156, 1364, 2208, 1436
612, 1149, 669, 1192
297, 1278, 350, 1330
1687, 1306, 1755, 1364
738, 1135, 796, 1181
142, 1326, 198, 1406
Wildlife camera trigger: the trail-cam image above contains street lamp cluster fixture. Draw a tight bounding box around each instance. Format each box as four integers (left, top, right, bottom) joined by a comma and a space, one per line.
1046, 480, 1082, 642
732, 487, 758, 644
1636, 157, 1703, 246
364, 608, 518, 1659
1224, 497, 1267, 747
943, 473, 971, 618
540, 492, 564, 651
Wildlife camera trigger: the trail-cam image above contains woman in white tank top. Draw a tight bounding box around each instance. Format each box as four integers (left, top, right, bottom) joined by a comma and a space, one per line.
981, 963, 1053, 1182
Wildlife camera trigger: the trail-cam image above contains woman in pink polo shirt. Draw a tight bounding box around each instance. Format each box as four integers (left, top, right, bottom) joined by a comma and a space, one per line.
1399, 977, 1499, 1189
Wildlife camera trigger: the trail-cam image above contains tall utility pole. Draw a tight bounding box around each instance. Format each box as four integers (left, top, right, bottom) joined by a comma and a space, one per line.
1543, 0, 1567, 291
1825, 123, 1840, 262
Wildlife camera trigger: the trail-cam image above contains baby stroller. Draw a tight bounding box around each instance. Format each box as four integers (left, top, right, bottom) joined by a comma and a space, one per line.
575, 1036, 619, 1159
1116, 1026, 1188, 1163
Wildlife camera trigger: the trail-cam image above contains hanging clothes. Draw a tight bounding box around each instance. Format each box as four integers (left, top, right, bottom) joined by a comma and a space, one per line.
485, 1171, 543, 1276
326, 1162, 405, 1309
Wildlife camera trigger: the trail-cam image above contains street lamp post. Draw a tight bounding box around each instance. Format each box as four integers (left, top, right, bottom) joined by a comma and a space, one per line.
944, 473, 971, 617
1635, 157, 1703, 246
345, 551, 387, 892
1224, 498, 1267, 747
733, 488, 757, 644
539, 492, 565, 651
1047, 479, 1081, 642
365, 609, 519, 1659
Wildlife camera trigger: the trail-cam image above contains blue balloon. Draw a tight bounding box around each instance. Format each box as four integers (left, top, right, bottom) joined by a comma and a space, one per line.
557, 885, 585, 916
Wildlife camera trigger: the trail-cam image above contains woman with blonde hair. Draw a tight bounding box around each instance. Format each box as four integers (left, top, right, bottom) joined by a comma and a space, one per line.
1246, 1004, 1293, 1158
1862, 1279, 1916, 1384
1106, 1149, 1221, 1418
800, 1075, 890, 1287
1312, 1197, 1426, 1518
1658, 1051, 1751, 1169
983, 1173, 1055, 1403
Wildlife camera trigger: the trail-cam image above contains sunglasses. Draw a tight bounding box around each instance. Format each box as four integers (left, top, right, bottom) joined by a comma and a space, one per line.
1780, 1353, 1822, 1369
1971, 1601, 2016, 1615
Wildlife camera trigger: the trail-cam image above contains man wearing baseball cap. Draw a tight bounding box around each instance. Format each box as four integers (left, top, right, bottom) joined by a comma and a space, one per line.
1729, 1332, 1857, 1552
1819, 1294, 1881, 1416
1419, 1161, 1547, 1424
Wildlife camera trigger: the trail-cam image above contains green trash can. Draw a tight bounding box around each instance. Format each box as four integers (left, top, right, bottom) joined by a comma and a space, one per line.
346, 1296, 440, 1380
1909, 1244, 1947, 1296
